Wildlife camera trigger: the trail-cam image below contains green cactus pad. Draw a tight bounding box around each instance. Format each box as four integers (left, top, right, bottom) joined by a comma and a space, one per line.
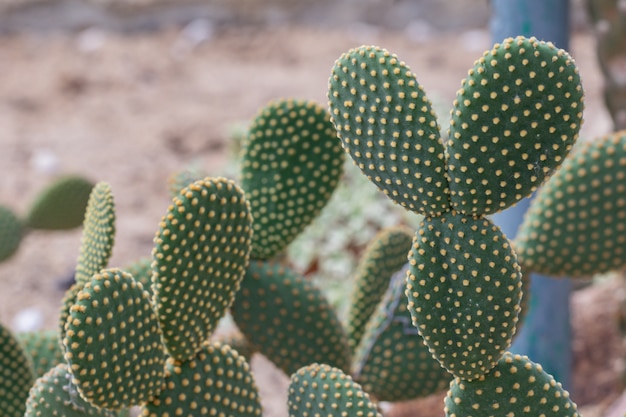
123, 257, 153, 296
63, 269, 166, 410
25, 175, 94, 230
17, 330, 65, 378
406, 211, 522, 380
444, 352, 580, 417
25, 363, 117, 417
347, 225, 414, 351
0, 204, 23, 262
58, 282, 86, 350
447, 36, 584, 216
240, 98, 345, 260
231, 260, 351, 376
328, 45, 450, 217
152, 177, 253, 362
74, 182, 116, 285
214, 331, 256, 363
167, 166, 208, 199
0, 322, 35, 417
141, 341, 262, 417
353, 266, 451, 401
288, 363, 382, 417
515, 131, 626, 278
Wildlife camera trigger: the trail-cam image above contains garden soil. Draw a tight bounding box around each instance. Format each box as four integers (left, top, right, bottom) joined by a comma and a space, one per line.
0, 23, 623, 416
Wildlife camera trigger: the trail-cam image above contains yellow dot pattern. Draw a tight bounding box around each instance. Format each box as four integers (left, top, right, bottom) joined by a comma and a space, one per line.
17, 330, 65, 378
141, 341, 262, 417
25, 363, 117, 417
288, 363, 382, 417
0, 322, 35, 417
447, 36, 584, 216
241, 98, 345, 260
444, 352, 580, 417
231, 260, 352, 376
353, 266, 451, 402
75, 181, 116, 285
405, 211, 522, 380
328, 45, 450, 217
347, 225, 414, 352
25, 175, 94, 231
63, 269, 166, 410
152, 177, 252, 362
515, 130, 626, 278
0, 205, 22, 261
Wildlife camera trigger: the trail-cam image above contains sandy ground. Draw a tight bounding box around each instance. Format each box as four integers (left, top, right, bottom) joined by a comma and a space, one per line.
0, 24, 623, 416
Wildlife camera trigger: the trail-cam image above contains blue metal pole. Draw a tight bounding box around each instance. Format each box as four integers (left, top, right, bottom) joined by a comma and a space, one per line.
490, 0, 573, 389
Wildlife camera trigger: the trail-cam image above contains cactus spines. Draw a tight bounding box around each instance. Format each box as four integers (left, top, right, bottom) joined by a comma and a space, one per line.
63, 269, 166, 410
444, 352, 580, 417
141, 342, 262, 417
447, 37, 584, 215
152, 177, 253, 362
17, 330, 65, 378
0, 322, 35, 417
288, 363, 382, 417
406, 211, 522, 380
328, 45, 450, 217
231, 260, 351, 376
0, 205, 23, 262
25, 175, 94, 230
240, 98, 345, 260
74, 181, 116, 285
25, 363, 117, 417
515, 130, 626, 278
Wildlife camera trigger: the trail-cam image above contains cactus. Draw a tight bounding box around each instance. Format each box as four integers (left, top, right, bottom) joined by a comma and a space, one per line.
17, 330, 65, 378
122, 257, 153, 295
167, 166, 208, 199
0, 322, 35, 417
0, 205, 23, 262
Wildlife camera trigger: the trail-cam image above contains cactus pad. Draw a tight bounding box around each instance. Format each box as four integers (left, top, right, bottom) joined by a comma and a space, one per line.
123, 257, 153, 296
288, 363, 382, 417
328, 45, 450, 217
240, 98, 345, 260
17, 330, 65, 377
444, 352, 580, 417
152, 177, 252, 361
0, 205, 23, 262
231, 260, 351, 376
167, 166, 208, 199
141, 342, 262, 417
63, 269, 166, 409
347, 225, 414, 351
74, 182, 116, 285
447, 36, 584, 216
353, 266, 451, 401
515, 131, 626, 278
406, 211, 522, 380
0, 322, 35, 417
25, 363, 117, 417
25, 175, 94, 230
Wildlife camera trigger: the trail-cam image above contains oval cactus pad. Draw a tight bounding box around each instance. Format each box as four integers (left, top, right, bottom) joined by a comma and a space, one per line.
328, 45, 450, 217
152, 177, 252, 361
240, 98, 344, 260
0, 205, 22, 262
63, 269, 166, 409
0, 322, 35, 417
447, 36, 584, 215
406, 212, 522, 380
444, 352, 580, 417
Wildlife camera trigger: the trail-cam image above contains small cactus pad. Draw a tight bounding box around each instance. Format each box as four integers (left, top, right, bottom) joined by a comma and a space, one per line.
231, 260, 351, 376
444, 352, 580, 417
17, 330, 65, 377
141, 342, 262, 417
240, 98, 345, 260
406, 211, 522, 380
63, 269, 166, 409
353, 266, 451, 401
288, 363, 382, 417
328, 45, 450, 217
58, 282, 86, 348
25, 363, 117, 417
347, 225, 414, 351
123, 257, 153, 296
447, 36, 584, 216
152, 177, 252, 361
25, 175, 94, 230
167, 166, 208, 199
515, 131, 626, 278
0, 322, 35, 417
0, 204, 23, 262
74, 182, 116, 285
213, 331, 256, 363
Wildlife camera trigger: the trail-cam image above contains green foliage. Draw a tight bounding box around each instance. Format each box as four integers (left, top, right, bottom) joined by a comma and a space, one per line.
0, 205, 23, 262
17, 330, 65, 378
1, 322, 35, 417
